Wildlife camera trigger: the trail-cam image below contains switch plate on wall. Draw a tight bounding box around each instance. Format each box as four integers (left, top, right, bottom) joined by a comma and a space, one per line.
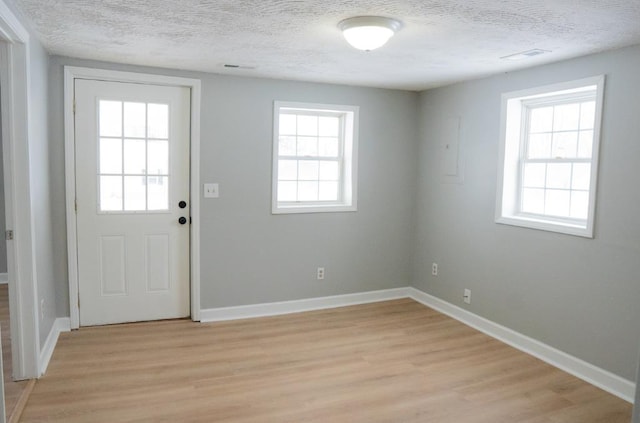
204, 183, 219, 198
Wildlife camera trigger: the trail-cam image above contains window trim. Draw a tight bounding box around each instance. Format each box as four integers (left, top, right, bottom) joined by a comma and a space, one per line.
272, 101, 359, 214
495, 76, 605, 238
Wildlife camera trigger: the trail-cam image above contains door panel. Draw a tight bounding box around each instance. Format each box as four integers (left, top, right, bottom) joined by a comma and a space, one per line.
75, 79, 190, 326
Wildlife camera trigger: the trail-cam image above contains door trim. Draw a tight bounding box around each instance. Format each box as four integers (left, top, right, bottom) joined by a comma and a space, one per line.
0, 3, 41, 381
64, 66, 202, 329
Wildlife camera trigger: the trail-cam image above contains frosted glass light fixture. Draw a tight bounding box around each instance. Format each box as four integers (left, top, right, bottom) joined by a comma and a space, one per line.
338, 16, 402, 51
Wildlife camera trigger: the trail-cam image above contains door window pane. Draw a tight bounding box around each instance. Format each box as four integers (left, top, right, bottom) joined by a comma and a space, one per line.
100, 138, 122, 174
124, 176, 146, 211
98, 99, 172, 212
148, 176, 169, 210
124, 139, 146, 175
99, 101, 122, 137
124, 102, 146, 138
100, 176, 123, 211
147, 104, 169, 139
148, 140, 169, 175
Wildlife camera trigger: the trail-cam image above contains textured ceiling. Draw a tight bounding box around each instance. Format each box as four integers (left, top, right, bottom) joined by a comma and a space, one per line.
10, 0, 640, 90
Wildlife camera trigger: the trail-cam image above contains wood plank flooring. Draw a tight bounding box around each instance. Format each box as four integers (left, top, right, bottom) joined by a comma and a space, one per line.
0, 284, 30, 420
20, 299, 632, 422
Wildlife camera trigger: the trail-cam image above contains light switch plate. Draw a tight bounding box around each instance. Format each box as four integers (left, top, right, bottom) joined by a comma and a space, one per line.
204, 183, 219, 198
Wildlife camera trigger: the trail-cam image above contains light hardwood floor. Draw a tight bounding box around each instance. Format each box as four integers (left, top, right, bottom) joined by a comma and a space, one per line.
0, 284, 30, 421
20, 299, 632, 422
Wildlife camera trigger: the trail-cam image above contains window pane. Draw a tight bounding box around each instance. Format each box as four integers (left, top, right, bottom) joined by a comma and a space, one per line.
278, 181, 297, 202
278, 160, 297, 180
546, 163, 571, 189
147, 140, 168, 175
100, 138, 122, 174
319, 182, 339, 201
278, 136, 296, 156
297, 137, 318, 156
572, 163, 591, 190
298, 181, 318, 201
528, 134, 552, 159
124, 102, 146, 138
147, 103, 168, 139
570, 191, 589, 219
99, 100, 122, 137
580, 101, 596, 130
297, 115, 318, 136
522, 188, 544, 214
553, 103, 580, 131
529, 106, 553, 133
124, 176, 146, 211
551, 132, 578, 158
147, 176, 168, 210
523, 163, 546, 188
319, 137, 339, 157
279, 114, 297, 135
100, 176, 123, 211
124, 139, 146, 175
319, 116, 340, 136
319, 161, 339, 181
545, 189, 570, 217
577, 130, 593, 158
298, 161, 319, 181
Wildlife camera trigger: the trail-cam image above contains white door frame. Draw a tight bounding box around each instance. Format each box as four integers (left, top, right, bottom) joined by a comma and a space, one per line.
0, 2, 41, 379
64, 67, 202, 329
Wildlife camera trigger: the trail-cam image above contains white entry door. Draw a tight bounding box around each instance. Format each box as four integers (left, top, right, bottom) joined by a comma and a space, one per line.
74, 79, 191, 326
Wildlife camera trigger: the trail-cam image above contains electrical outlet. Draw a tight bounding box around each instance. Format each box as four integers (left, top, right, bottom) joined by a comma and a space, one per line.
317, 267, 325, 280
432, 263, 438, 276
463, 289, 471, 304
40, 298, 45, 320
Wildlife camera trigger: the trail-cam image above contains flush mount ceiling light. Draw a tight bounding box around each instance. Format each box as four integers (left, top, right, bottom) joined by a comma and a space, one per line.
338, 16, 402, 51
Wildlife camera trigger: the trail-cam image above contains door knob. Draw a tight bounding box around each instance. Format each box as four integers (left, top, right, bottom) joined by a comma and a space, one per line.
178, 217, 187, 225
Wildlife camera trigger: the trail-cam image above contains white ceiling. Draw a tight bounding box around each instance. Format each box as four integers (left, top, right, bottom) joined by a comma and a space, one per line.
11, 0, 640, 91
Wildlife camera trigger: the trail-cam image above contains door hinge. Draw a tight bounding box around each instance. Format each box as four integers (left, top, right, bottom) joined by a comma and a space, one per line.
5, 230, 13, 241
75, 199, 78, 213
77, 297, 80, 309
73, 98, 76, 115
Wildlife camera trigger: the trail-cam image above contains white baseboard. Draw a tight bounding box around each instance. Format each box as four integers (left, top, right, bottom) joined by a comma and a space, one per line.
0, 273, 7, 283
406, 287, 636, 403
39, 317, 71, 376
200, 287, 409, 322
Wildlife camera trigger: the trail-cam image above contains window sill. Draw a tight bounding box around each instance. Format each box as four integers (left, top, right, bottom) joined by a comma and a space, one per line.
272, 203, 357, 215
496, 214, 593, 238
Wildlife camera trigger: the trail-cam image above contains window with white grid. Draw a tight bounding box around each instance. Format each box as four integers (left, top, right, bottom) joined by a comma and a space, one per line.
272, 102, 358, 214
496, 76, 605, 237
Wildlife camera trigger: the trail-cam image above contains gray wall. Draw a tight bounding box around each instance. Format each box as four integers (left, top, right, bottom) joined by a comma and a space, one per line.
29, 41, 57, 347
1, 0, 58, 353
0, 103, 6, 274
413, 44, 640, 381
48, 56, 419, 312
